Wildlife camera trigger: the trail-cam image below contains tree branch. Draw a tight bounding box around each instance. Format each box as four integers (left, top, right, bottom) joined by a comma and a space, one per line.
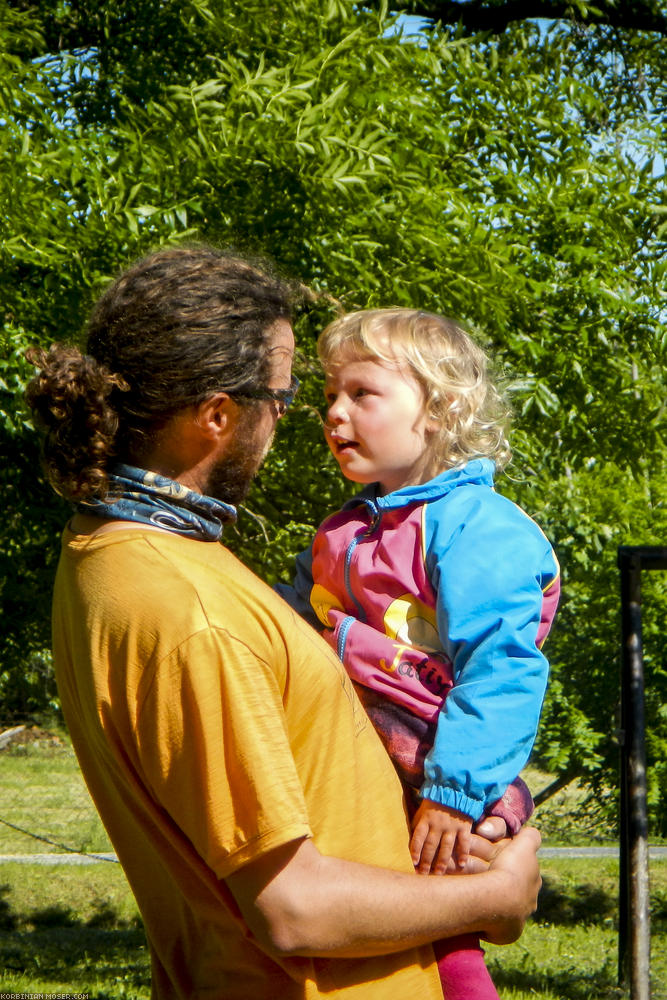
533, 769, 579, 808
384, 0, 667, 36
8, 0, 667, 63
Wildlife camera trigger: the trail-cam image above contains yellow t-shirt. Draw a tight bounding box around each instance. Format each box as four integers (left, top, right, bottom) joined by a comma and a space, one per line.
53, 524, 443, 1000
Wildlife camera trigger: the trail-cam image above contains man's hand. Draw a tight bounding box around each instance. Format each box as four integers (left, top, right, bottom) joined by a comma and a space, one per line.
449, 821, 510, 874
410, 799, 473, 874
482, 826, 542, 945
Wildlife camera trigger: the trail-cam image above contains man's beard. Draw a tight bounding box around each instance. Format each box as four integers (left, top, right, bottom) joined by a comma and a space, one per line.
204, 419, 274, 507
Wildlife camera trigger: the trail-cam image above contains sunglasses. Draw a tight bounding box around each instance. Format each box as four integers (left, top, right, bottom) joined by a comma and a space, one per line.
230, 375, 300, 416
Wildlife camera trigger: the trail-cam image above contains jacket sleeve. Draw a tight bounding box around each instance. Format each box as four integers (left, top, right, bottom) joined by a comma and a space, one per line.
274, 545, 322, 631
421, 488, 560, 821
323, 609, 452, 721
486, 774, 534, 835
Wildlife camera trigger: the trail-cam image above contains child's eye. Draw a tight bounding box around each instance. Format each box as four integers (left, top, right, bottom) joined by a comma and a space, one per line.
354, 387, 369, 399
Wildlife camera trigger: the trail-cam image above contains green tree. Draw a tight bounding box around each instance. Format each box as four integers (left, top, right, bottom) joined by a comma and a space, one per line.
1, 0, 665, 829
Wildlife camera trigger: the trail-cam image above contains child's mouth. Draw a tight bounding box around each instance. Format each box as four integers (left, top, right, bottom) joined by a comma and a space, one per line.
330, 433, 358, 453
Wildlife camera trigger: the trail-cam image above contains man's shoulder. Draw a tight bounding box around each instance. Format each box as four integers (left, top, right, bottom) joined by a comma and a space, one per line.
59, 526, 278, 629
55, 525, 316, 689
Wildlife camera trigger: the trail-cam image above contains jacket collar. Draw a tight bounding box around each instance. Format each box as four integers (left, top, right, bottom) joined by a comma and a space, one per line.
342, 458, 496, 514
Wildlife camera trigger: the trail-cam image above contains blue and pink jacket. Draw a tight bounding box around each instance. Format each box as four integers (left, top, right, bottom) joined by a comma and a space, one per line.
279, 458, 560, 827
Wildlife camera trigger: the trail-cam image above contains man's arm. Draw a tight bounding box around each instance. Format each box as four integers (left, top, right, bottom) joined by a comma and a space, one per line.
226, 826, 541, 959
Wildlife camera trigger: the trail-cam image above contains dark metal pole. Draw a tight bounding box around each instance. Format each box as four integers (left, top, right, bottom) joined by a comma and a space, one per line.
618, 675, 628, 985
617, 548, 651, 1000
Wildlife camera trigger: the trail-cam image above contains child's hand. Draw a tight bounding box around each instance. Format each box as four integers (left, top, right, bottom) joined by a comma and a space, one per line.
410, 799, 473, 875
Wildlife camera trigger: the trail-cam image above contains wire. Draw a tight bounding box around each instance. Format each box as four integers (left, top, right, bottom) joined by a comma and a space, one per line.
0, 815, 119, 863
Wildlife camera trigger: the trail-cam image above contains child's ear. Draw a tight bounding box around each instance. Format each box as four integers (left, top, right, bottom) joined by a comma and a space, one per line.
425, 393, 445, 432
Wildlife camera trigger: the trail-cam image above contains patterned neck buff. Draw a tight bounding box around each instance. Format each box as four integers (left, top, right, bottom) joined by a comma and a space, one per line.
78, 463, 236, 542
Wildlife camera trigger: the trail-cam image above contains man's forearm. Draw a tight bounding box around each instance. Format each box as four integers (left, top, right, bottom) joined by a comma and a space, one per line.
226, 827, 541, 959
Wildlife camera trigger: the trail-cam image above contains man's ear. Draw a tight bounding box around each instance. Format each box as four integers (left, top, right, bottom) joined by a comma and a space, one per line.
194, 392, 238, 441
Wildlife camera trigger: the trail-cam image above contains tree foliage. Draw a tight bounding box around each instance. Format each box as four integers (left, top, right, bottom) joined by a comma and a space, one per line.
1, 0, 665, 829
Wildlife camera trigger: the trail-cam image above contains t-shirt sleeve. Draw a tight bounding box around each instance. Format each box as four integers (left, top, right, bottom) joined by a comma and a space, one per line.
135, 626, 312, 879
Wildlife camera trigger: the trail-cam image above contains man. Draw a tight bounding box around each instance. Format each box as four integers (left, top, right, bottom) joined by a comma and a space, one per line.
26, 245, 541, 999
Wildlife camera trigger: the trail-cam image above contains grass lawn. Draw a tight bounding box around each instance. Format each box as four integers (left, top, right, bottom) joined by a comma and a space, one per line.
1, 725, 665, 998
0, 725, 112, 856
0, 862, 150, 998
487, 856, 667, 1000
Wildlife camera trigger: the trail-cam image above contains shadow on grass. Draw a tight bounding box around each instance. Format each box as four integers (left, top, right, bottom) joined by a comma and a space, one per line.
536, 874, 617, 927
490, 959, 624, 1000
0, 887, 149, 994
0, 883, 17, 931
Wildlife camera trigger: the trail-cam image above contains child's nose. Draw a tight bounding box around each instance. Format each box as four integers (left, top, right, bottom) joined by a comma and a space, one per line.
327, 396, 348, 422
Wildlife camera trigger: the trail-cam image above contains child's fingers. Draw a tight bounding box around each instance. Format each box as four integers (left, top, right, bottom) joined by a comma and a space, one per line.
409, 821, 428, 868
409, 820, 425, 867
431, 838, 455, 875
411, 823, 455, 874
454, 827, 473, 869
416, 831, 443, 874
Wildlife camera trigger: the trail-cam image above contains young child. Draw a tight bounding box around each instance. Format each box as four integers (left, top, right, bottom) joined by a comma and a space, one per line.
278, 308, 560, 1000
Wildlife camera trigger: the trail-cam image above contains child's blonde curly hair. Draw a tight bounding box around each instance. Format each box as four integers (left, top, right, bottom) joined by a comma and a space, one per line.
317, 308, 511, 472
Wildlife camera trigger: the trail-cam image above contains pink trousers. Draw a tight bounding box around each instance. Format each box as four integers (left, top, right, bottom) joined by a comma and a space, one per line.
434, 933, 500, 1000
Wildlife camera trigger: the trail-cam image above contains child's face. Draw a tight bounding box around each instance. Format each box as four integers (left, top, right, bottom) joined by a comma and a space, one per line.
323, 351, 437, 495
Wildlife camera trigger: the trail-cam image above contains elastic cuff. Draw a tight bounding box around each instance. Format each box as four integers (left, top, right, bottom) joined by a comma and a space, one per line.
419, 783, 484, 822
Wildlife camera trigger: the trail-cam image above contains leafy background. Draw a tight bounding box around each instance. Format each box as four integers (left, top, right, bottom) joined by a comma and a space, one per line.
1, 0, 665, 832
